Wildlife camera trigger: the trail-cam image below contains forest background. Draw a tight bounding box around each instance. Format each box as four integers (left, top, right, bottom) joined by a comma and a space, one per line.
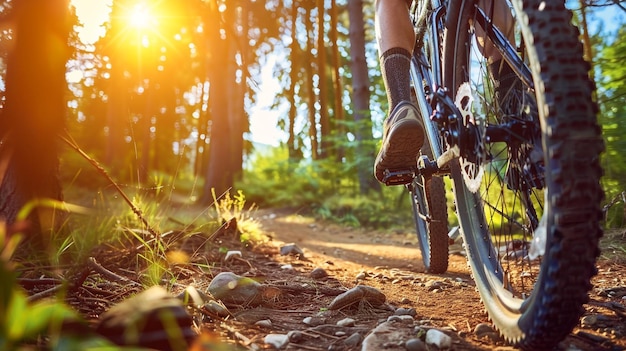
0, 0, 625, 239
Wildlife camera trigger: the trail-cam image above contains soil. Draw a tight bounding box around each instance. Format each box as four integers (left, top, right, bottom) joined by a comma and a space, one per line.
17, 207, 626, 350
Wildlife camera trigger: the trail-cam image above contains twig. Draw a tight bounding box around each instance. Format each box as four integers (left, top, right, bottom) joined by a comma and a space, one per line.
87, 257, 141, 287
59, 132, 160, 242
27, 285, 64, 302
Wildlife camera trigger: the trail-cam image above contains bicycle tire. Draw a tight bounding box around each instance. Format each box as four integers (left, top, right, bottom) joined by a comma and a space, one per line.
443, 0, 604, 349
409, 175, 448, 273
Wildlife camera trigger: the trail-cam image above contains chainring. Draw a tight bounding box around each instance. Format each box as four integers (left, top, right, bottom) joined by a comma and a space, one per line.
455, 83, 486, 193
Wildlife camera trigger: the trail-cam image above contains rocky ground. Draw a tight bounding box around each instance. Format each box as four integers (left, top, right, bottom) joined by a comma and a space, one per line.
20, 208, 626, 350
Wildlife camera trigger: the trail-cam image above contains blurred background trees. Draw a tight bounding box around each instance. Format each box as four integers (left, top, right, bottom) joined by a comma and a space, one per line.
0, 0, 624, 230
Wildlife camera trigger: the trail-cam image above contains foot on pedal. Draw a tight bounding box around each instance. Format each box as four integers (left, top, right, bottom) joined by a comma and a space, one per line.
382, 169, 415, 186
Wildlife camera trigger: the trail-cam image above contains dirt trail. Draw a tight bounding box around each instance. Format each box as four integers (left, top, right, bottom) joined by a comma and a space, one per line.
251, 209, 626, 351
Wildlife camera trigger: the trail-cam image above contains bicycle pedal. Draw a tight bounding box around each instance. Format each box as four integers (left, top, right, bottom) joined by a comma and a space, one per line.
382, 169, 415, 186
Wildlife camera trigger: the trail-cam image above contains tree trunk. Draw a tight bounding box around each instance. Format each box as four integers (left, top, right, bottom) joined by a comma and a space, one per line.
348, 0, 380, 193
200, 0, 235, 204
317, 0, 331, 159
304, 5, 319, 160
330, 0, 346, 162
287, 2, 299, 160
0, 0, 71, 240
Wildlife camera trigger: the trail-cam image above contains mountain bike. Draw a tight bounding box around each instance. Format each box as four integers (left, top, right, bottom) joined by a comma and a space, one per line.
383, 0, 605, 348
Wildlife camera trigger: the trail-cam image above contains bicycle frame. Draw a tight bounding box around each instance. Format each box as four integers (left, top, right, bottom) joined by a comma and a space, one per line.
409, 0, 534, 178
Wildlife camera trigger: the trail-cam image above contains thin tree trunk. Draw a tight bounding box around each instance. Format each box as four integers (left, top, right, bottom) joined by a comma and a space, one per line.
304, 5, 319, 160
348, 0, 380, 193
330, 0, 345, 162
287, 2, 298, 159
317, 0, 331, 159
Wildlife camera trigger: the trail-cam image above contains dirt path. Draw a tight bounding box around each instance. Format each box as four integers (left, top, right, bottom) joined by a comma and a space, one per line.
244, 208, 626, 351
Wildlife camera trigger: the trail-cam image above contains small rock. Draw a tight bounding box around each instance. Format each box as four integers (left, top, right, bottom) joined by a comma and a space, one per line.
280, 264, 294, 270
224, 250, 242, 261
328, 285, 386, 310
335, 331, 346, 337
255, 319, 272, 328
203, 300, 230, 317
302, 316, 325, 326
344, 332, 362, 347
207, 272, 263, 306
356, 271, 367, 281
581, 314, 612, 328
425, 329, 452, 349
176, 285, 208, 306
394, 307, 417, 316
287, 330, 303, 343
474, 323, 495, 337
474, 322, 501, 342
387, 315, 415, 323
405, 338, 427, 351
337, 317, 356, 327
96, 286, 196, 350
310, 267, 328, 279
264, 334, 289, 349
280, 243, 304, 257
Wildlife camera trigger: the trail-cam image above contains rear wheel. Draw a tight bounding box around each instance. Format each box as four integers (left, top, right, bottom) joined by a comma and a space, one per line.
444, 0, 604, 348
409, 175, 448, 273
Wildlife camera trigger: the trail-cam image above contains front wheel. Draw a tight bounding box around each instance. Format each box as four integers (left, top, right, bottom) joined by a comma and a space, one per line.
444, 0, 605, 349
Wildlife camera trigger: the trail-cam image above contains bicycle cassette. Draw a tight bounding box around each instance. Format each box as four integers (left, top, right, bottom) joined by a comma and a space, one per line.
455, 83, 485, 193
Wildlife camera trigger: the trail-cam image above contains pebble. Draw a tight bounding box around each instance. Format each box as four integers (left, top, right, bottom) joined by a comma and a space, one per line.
387, 315, 415, 323
474, 322, 501, 342
279, 243, 305, 257
337, 317, 356, 327
287, 330, 303, 343
255, 319, 272, 328
302, 316, 325, 326
264, 334, 289, 349
344, 332, 362, 347
395, 307, 417, 316
203, 300, 230, 317
425, 329, 452, 349
207, 272, 263, 305
176, 285, 208, 306
328, 285, 386, 310
310, 267, 328, 279
580, 313, 612, 328
405, 338, 428, 351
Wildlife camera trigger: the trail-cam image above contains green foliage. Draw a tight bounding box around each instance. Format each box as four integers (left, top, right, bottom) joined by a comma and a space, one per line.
240, 144, 431, 230
596, 25, 626, 227
0, 226, 116, 350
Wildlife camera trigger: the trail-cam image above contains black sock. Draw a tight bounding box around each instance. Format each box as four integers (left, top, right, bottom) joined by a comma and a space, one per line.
490, 59, 518, 99
380, 48, 412, 115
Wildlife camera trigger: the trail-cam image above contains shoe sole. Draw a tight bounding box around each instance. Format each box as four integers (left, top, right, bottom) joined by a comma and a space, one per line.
375, 117, 425, 182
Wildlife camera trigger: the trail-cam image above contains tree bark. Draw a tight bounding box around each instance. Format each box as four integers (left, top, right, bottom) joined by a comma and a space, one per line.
348, 0, 380, 193
304, 5, 319, 160
317, 0, 331, 159
0, 0, 72, 240
330, 0, 346, 162
287, 2, 299, 159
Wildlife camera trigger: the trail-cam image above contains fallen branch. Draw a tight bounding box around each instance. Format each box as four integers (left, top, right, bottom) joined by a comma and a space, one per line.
87, 257, 141, 287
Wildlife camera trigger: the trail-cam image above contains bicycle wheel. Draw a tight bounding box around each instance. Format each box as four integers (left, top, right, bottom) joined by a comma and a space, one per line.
443, 0, 604, 348
409, 174, 448, 274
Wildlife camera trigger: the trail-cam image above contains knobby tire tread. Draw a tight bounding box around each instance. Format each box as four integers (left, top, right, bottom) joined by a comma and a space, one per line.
443, 0, 604, 349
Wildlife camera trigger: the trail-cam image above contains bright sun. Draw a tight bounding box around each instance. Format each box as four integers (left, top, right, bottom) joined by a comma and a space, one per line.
128, 3, 152, 29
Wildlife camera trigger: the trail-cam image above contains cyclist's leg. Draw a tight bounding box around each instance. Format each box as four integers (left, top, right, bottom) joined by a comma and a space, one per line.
374, 0, 425, 183
476, 0, 517, 97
